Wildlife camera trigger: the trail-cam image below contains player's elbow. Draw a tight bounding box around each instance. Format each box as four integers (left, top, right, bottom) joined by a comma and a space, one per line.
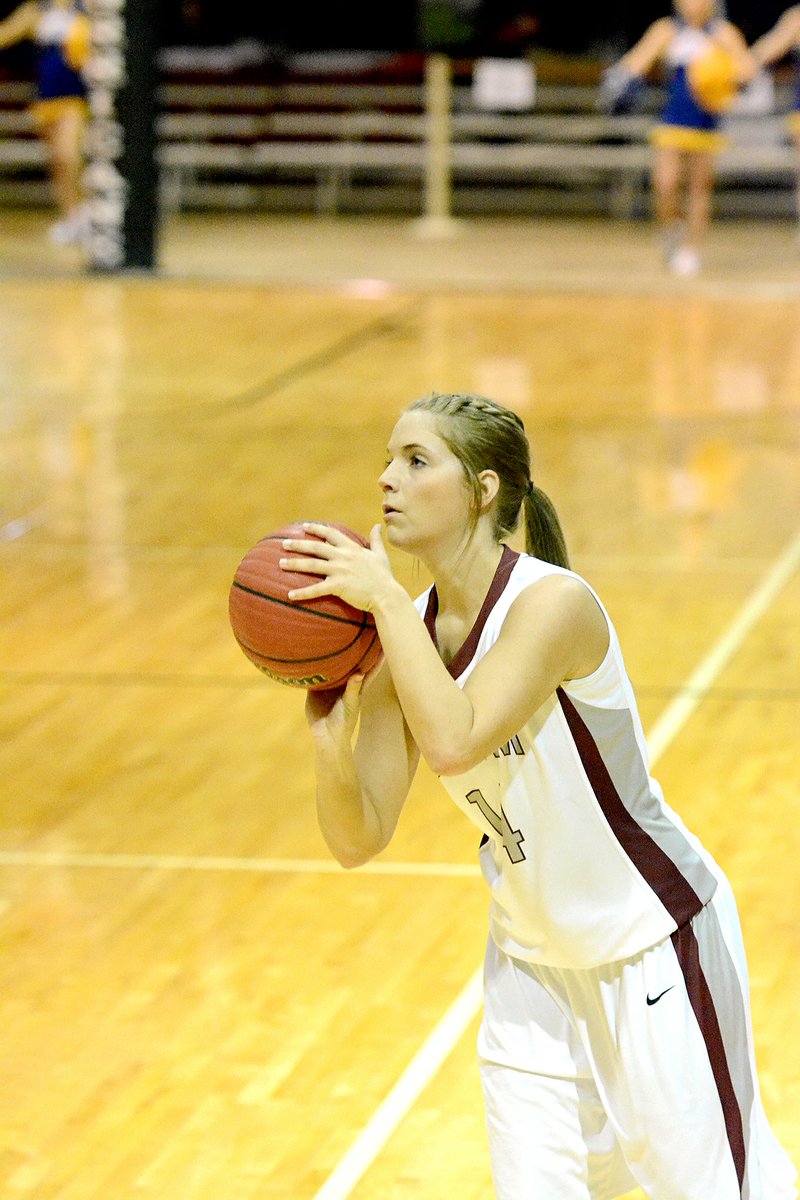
325, 838, 378, 869
427, 742, 482, 777
423, 705, 485, 776
334, 848, 374, 870
322, 821, 390, 870
434, 756, 477, 777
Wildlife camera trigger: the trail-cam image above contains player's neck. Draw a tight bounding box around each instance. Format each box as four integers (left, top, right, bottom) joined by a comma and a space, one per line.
429, 536, 504, 623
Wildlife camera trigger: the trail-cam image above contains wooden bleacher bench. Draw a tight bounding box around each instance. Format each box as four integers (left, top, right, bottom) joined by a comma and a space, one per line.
0, 64, 796, 218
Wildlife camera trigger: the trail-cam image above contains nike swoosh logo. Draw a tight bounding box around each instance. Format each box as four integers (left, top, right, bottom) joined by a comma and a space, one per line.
646, 986, 675, 1006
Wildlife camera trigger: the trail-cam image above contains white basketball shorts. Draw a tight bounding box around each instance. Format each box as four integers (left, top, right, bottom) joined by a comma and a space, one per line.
478, 876, 797, 1199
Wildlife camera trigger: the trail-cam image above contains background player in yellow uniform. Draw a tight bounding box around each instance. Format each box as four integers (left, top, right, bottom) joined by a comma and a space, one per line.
0, 0, 90, 244
600, 0, 756, 276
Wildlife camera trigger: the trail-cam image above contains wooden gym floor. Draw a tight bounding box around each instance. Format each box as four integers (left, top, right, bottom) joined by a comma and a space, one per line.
1, 208, 799, 1199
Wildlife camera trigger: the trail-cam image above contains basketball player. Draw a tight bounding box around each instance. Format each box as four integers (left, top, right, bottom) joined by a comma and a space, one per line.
600, 0, 756, 276
0, 0, 90, 244
751, 7, 800, 238
281, 392, 797, 1199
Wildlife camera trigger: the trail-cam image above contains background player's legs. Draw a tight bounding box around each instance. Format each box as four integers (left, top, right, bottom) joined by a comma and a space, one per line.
479, 938, 636, 1200
42, 107, 87, 242
651, 144, 685, 268
683, 150, 715, 265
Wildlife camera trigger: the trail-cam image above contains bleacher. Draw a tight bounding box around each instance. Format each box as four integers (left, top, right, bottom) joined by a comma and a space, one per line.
0, 49, 796, 220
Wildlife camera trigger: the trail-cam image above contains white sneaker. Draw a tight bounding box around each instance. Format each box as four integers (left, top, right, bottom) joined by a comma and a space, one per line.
661, 221, 685, 265
669, 247, 701, 277
48, 207, 90, 246
48, 217, 78, 244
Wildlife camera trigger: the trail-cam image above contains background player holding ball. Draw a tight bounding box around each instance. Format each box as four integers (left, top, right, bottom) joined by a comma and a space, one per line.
278, 392, 796, 1200
599, 0, 756, 278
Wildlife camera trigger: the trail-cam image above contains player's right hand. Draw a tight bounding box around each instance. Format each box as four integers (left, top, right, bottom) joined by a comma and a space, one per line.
305, 672, 364, 740
598, 65, 646, 114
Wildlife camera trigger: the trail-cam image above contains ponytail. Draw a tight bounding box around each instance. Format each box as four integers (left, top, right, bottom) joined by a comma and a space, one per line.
406, 392, 570, 567
523, 484, 570, 569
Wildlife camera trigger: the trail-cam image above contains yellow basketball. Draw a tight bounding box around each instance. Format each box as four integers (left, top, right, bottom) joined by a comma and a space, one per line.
687, 44, 738, 113
64, 13, 91, 72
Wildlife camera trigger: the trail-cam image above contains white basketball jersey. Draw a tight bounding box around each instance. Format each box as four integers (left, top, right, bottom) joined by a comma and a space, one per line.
666, 18, 723, 68
37, 7, 75, 45
414, 547, 721, 969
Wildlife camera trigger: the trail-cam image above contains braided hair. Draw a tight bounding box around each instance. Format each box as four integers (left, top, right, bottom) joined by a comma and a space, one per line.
407, 392, 569, 569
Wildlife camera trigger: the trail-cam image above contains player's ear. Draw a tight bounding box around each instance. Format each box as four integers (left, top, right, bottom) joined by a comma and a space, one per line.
477, 469, 500, 512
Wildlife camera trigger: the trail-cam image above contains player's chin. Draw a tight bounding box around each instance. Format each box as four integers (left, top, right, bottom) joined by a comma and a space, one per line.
382, 520, 413, 549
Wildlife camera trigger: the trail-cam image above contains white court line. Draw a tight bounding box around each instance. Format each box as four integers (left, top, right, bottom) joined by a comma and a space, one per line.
0, 851, 479, 878
310, 523, 800, 1200
311, 966, 485, 1200
645, 525, 800, 765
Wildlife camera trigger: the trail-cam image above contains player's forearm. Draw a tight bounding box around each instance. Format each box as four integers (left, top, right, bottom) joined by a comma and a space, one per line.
0, 4, 36, 47
752, 29, 793, 65
312, 738, 387, 868
371, 586, 477, 776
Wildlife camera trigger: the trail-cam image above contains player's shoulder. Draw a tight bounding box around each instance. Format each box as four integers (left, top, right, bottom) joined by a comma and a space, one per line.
502, 557, 600, 628
654, 15, 679, 40
508, 566, 598, 620
13, 0, 39, 19
715, 18, 747, 43
508, 551, 578, 586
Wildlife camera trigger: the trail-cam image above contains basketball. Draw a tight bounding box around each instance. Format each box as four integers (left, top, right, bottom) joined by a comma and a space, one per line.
687, 45, 738, 113
64, 14, 91, 72
228, 523, 382, 690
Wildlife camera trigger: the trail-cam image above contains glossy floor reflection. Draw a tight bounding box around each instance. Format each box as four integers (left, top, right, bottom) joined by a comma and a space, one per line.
1, 212, 798, 1199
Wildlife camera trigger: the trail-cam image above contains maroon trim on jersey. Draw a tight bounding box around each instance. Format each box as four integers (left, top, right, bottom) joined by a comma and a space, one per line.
671, 922, 747, 1193
423, 545, 520, 678
556, 687, 705, 929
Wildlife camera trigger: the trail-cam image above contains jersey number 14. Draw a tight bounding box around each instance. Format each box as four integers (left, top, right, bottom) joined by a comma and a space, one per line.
466, 789, 526, 863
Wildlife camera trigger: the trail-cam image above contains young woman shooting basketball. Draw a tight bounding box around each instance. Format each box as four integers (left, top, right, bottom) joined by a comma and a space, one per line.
280, 391, 796, 1199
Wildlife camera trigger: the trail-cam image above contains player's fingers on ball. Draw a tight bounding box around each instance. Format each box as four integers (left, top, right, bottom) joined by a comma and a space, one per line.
279, 555, 329, 575
301, 521, 343, 543
286, 584, 324, 600
281, 537, 333, 557
342, 674, 364, 712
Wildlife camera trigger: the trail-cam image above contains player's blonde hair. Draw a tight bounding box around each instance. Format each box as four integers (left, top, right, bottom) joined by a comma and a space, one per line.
406, 392, 570, 569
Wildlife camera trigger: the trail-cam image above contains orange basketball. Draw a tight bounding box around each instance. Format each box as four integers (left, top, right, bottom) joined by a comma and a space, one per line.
64, 14, 91, 72
228, 523, 382, 690
687, 45, 738, 113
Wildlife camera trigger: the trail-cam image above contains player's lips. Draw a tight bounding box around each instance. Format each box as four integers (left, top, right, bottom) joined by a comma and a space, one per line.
382, 503, 401, 517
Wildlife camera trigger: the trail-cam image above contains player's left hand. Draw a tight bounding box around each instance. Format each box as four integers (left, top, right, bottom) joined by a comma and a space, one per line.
280, 521, 394, 612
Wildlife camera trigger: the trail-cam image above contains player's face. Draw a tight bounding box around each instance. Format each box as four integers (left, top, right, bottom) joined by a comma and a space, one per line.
379, 412, 472, 553
675, 0, 715, 27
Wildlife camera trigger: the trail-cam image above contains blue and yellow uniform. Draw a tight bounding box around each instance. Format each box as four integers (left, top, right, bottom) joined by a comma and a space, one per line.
790, 56, 800, 138
31, 1, 89, 126
652, 18, 733, 153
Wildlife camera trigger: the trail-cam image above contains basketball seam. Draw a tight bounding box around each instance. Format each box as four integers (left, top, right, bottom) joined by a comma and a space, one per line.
230, 581, 372, 628
234, 624, 369, 665
354, 628, 381, 669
